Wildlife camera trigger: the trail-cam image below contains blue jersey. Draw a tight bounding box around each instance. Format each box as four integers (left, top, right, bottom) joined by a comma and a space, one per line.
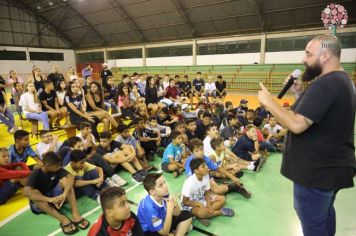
9, 145, 37, 163
184, 154, 218, 177
162, 142, 182, 164
137, 195, 167, 232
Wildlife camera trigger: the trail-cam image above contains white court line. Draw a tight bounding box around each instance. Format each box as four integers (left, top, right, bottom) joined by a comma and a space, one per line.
0, 206, 30, 227
48, 183, 140, 236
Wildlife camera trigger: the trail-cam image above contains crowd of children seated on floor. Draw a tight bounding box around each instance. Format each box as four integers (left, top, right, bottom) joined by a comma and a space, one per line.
0, 66, 287, 235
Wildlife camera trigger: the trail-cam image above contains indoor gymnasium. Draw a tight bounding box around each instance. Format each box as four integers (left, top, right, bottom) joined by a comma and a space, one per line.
0, 0, 356, 235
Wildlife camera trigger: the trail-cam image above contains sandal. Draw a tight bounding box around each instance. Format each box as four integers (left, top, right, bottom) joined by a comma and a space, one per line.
60, 222, 78, 235
72, 218, 90, 230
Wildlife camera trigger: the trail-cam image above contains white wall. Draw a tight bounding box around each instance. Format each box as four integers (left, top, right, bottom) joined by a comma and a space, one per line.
197, 53, 260, 65
341, 48, 356, 63
111, 58, 142, 67
146, 56, 192, 66
0, 46, 75, 76
265, 51, 305, 64
265, 48, 356, 64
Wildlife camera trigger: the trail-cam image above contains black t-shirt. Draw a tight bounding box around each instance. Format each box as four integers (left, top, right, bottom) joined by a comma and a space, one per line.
145, 86, 158, 104
215, 80, 226, 92
180, 81, 192, 92
231, 135, 254, 161
93, 212, 144, 236
65, 94, 83, 112
47, 73, 64, 87
39, 90, 57, 110
96, 141, 123, 156
281, 71, 356, 190
26, 168, 68, 194
193, 79, 205, 91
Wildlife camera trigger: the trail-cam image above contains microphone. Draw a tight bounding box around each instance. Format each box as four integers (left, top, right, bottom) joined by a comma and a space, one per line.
277, 69, 302, 99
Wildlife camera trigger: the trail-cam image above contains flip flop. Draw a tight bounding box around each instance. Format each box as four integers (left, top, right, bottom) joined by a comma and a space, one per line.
72, 218, 90, 230
60, 222, 78, 235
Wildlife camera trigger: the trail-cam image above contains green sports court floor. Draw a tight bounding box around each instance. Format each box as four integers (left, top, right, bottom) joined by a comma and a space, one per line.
1, 153, 355, 236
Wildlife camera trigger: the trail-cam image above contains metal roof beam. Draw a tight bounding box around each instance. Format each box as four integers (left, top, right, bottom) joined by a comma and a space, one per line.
104, 0, 147, 42
170, 0, 197, 37
8, 0, 74, 48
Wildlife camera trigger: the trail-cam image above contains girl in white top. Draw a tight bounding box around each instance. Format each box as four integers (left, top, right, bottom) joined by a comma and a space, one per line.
19, 83, 50, 130
56, 79, 67, 107
67, 67, 78, 82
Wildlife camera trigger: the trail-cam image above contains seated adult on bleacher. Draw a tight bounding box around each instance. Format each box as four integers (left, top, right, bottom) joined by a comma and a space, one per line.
27, 67, 45, 93
192, 72, 205, 101
47, 65, 65, 87
215, 75, 227, 101
39, 80, 67, 128
19, 82, 50, 131
65, 81, 100, 140
85, 80, 118, 131
103, 76, 119, 114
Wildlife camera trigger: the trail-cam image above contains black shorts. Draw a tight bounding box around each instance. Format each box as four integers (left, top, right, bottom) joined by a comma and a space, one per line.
144, 210, 192, 236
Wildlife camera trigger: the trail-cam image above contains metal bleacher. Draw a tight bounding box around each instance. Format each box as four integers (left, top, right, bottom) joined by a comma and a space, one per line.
110, 63, 356, 93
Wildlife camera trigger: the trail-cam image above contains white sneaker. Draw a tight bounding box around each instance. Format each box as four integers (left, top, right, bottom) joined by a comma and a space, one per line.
96, 195, 101, 205
111, 174, 127, 187
105, 177, 119, 187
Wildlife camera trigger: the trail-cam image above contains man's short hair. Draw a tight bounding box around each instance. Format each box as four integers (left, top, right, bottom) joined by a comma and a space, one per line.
70, 149, 87, 162
190, 158, 204, 174
68, 136, 82, 148
312, 34, 342, 58
14, 130, 30, 142
100, 187, 126, 213
43, 151, 62, 166
188, 138, 203, 152
79, 122, 91, 130
143, 173, 162, 193
210, 137, 224, 150
99, 131, 112, 140
117, 124, 129, 133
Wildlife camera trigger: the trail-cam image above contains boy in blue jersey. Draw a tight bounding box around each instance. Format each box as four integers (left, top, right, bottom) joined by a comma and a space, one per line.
161, 131, 186, 178
185, 138, 251, 199
137, 173, 192, 236
9, 130, 41, 167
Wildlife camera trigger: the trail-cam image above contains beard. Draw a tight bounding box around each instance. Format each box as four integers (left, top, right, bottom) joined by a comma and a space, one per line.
301, 60, 322, 82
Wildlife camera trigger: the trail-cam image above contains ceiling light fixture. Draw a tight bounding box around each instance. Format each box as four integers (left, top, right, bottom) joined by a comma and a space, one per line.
37, 5, 42, 10
48, 1, 54, 6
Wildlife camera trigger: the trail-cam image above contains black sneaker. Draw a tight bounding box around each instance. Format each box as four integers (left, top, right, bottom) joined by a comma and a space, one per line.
132, 172, 144, 184
253, 157, 266, 172
235, 171, 244, 178
157, 149, 164, 158
228, 184, 252, 199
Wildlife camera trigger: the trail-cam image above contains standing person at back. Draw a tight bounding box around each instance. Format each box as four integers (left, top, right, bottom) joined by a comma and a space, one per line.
258, 34, 356, 236
47, 65, 65, 86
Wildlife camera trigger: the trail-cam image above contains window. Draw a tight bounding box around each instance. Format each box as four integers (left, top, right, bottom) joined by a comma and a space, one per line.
0, 50, 26, 60
339, 32, 356, 48
76, 51, 104, 63
107, 49, 142, 59
29, 52, 64, 61
266, 36, 314, 52
198, 40, 261, 55
148, 45, 192, 57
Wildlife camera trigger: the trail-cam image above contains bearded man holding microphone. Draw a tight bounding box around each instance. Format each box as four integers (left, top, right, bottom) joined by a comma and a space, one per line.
258, 34, 356, 236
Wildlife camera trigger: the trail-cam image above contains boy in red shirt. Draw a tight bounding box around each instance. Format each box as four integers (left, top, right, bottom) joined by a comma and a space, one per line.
0, 147, 31, 204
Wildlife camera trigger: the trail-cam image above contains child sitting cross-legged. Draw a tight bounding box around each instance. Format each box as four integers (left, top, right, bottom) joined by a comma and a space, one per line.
0, 147, 31, 205
137, 173, 192, 236
161, 130, 186, 178
97, 131, 145, 184
64, 149, 105, 200
209, 137, 243, 177
185, 138, 251, 199
182, 158, 234, 223
24, 151, 90, 235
